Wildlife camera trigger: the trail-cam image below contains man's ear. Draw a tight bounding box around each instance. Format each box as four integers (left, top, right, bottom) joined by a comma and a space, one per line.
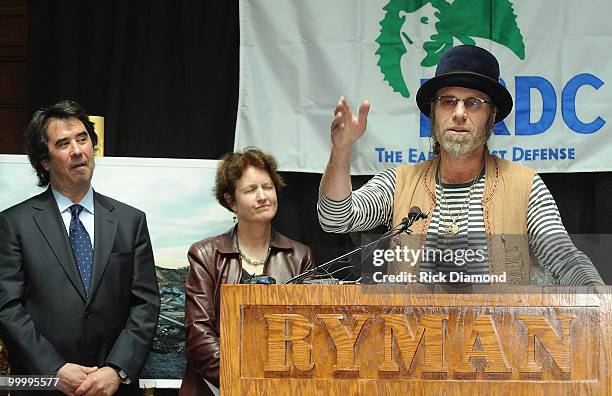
41, 159, 50, 171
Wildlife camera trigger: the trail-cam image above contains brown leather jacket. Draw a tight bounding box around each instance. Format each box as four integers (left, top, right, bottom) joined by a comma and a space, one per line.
179, 226, 315, 396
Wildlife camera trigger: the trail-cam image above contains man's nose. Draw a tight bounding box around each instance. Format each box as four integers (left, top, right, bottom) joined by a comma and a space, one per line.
452, 100, 468, 121
70, 140, 81, 155
70, 140, 82, 156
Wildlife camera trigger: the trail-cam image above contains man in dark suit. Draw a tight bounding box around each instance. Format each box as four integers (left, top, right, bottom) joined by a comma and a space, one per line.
0, 100, 160, 395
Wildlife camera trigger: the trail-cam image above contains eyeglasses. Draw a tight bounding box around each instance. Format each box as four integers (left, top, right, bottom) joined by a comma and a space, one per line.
433, 95, 492, 113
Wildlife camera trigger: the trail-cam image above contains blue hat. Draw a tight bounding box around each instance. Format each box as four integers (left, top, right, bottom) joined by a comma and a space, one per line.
416, 45, 512, 123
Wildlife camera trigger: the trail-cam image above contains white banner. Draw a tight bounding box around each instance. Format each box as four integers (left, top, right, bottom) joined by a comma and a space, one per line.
235, 0, 612, 174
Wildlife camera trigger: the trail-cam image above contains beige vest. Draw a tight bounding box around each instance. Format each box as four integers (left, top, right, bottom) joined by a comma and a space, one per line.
389, 153, 535, 284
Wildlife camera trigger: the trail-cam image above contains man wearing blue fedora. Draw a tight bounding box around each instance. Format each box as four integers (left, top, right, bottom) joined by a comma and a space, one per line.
317, 45, 603, 285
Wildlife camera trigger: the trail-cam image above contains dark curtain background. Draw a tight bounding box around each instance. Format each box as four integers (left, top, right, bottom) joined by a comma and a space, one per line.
27, 0, 612, 280
27, 0, 237, 159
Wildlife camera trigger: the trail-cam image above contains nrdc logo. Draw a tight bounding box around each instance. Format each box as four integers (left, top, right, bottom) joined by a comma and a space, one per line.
375, 0, 605, 136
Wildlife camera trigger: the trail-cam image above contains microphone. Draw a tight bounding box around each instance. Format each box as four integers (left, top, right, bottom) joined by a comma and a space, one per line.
400, 206, 428, 230
244, 275, 276, 284
285, 207, 428, 284
408, 206, 423, 221
393, 206, 425, 235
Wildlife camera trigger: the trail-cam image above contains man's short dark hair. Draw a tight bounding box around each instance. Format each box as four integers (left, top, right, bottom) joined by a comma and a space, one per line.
25, 100, 98, 187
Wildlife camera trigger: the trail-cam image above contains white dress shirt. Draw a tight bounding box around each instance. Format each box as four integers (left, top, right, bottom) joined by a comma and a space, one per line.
51, 186, 95, 246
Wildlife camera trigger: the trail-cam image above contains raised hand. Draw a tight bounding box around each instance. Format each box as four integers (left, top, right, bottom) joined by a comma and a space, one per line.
330, 97, 371, 152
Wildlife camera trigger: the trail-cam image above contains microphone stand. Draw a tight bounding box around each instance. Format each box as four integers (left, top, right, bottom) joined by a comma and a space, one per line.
284, 214, 426, 284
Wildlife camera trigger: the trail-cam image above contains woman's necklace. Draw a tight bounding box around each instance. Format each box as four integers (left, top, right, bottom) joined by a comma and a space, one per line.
237, 233, 272, 266
438, 164, 483, 236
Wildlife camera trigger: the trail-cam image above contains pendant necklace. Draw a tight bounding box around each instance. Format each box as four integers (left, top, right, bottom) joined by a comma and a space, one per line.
438, 165, 483, 236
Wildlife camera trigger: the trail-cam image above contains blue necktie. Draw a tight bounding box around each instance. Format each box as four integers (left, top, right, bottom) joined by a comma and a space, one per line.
68, 204, 93, 296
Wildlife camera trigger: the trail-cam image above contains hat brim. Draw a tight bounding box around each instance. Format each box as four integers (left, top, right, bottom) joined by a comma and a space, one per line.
416, 72, 513, 123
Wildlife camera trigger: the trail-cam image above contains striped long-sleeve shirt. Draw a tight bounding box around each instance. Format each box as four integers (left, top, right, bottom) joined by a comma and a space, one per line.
317, 167, 603, 285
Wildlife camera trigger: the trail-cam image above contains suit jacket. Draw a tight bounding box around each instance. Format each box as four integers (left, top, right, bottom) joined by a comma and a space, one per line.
180, 226, 314, 396
0, 188, 160, 389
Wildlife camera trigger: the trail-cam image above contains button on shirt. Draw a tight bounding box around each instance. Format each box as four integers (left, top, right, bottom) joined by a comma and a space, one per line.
52, 187, 95, 245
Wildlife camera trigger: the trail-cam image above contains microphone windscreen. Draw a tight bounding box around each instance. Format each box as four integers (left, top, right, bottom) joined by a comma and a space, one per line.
408, 206, 422, 217
245, 275, 276, 284
257, 276, 276, 284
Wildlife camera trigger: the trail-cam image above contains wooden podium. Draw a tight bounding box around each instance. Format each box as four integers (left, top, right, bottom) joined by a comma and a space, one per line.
220, 285, 611, 395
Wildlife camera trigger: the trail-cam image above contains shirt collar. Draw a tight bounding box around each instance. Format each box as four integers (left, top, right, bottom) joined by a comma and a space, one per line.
51, 186, 95, 215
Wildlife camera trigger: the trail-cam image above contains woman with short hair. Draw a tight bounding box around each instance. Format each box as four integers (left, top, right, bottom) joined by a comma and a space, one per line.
180, 148, 314, 396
